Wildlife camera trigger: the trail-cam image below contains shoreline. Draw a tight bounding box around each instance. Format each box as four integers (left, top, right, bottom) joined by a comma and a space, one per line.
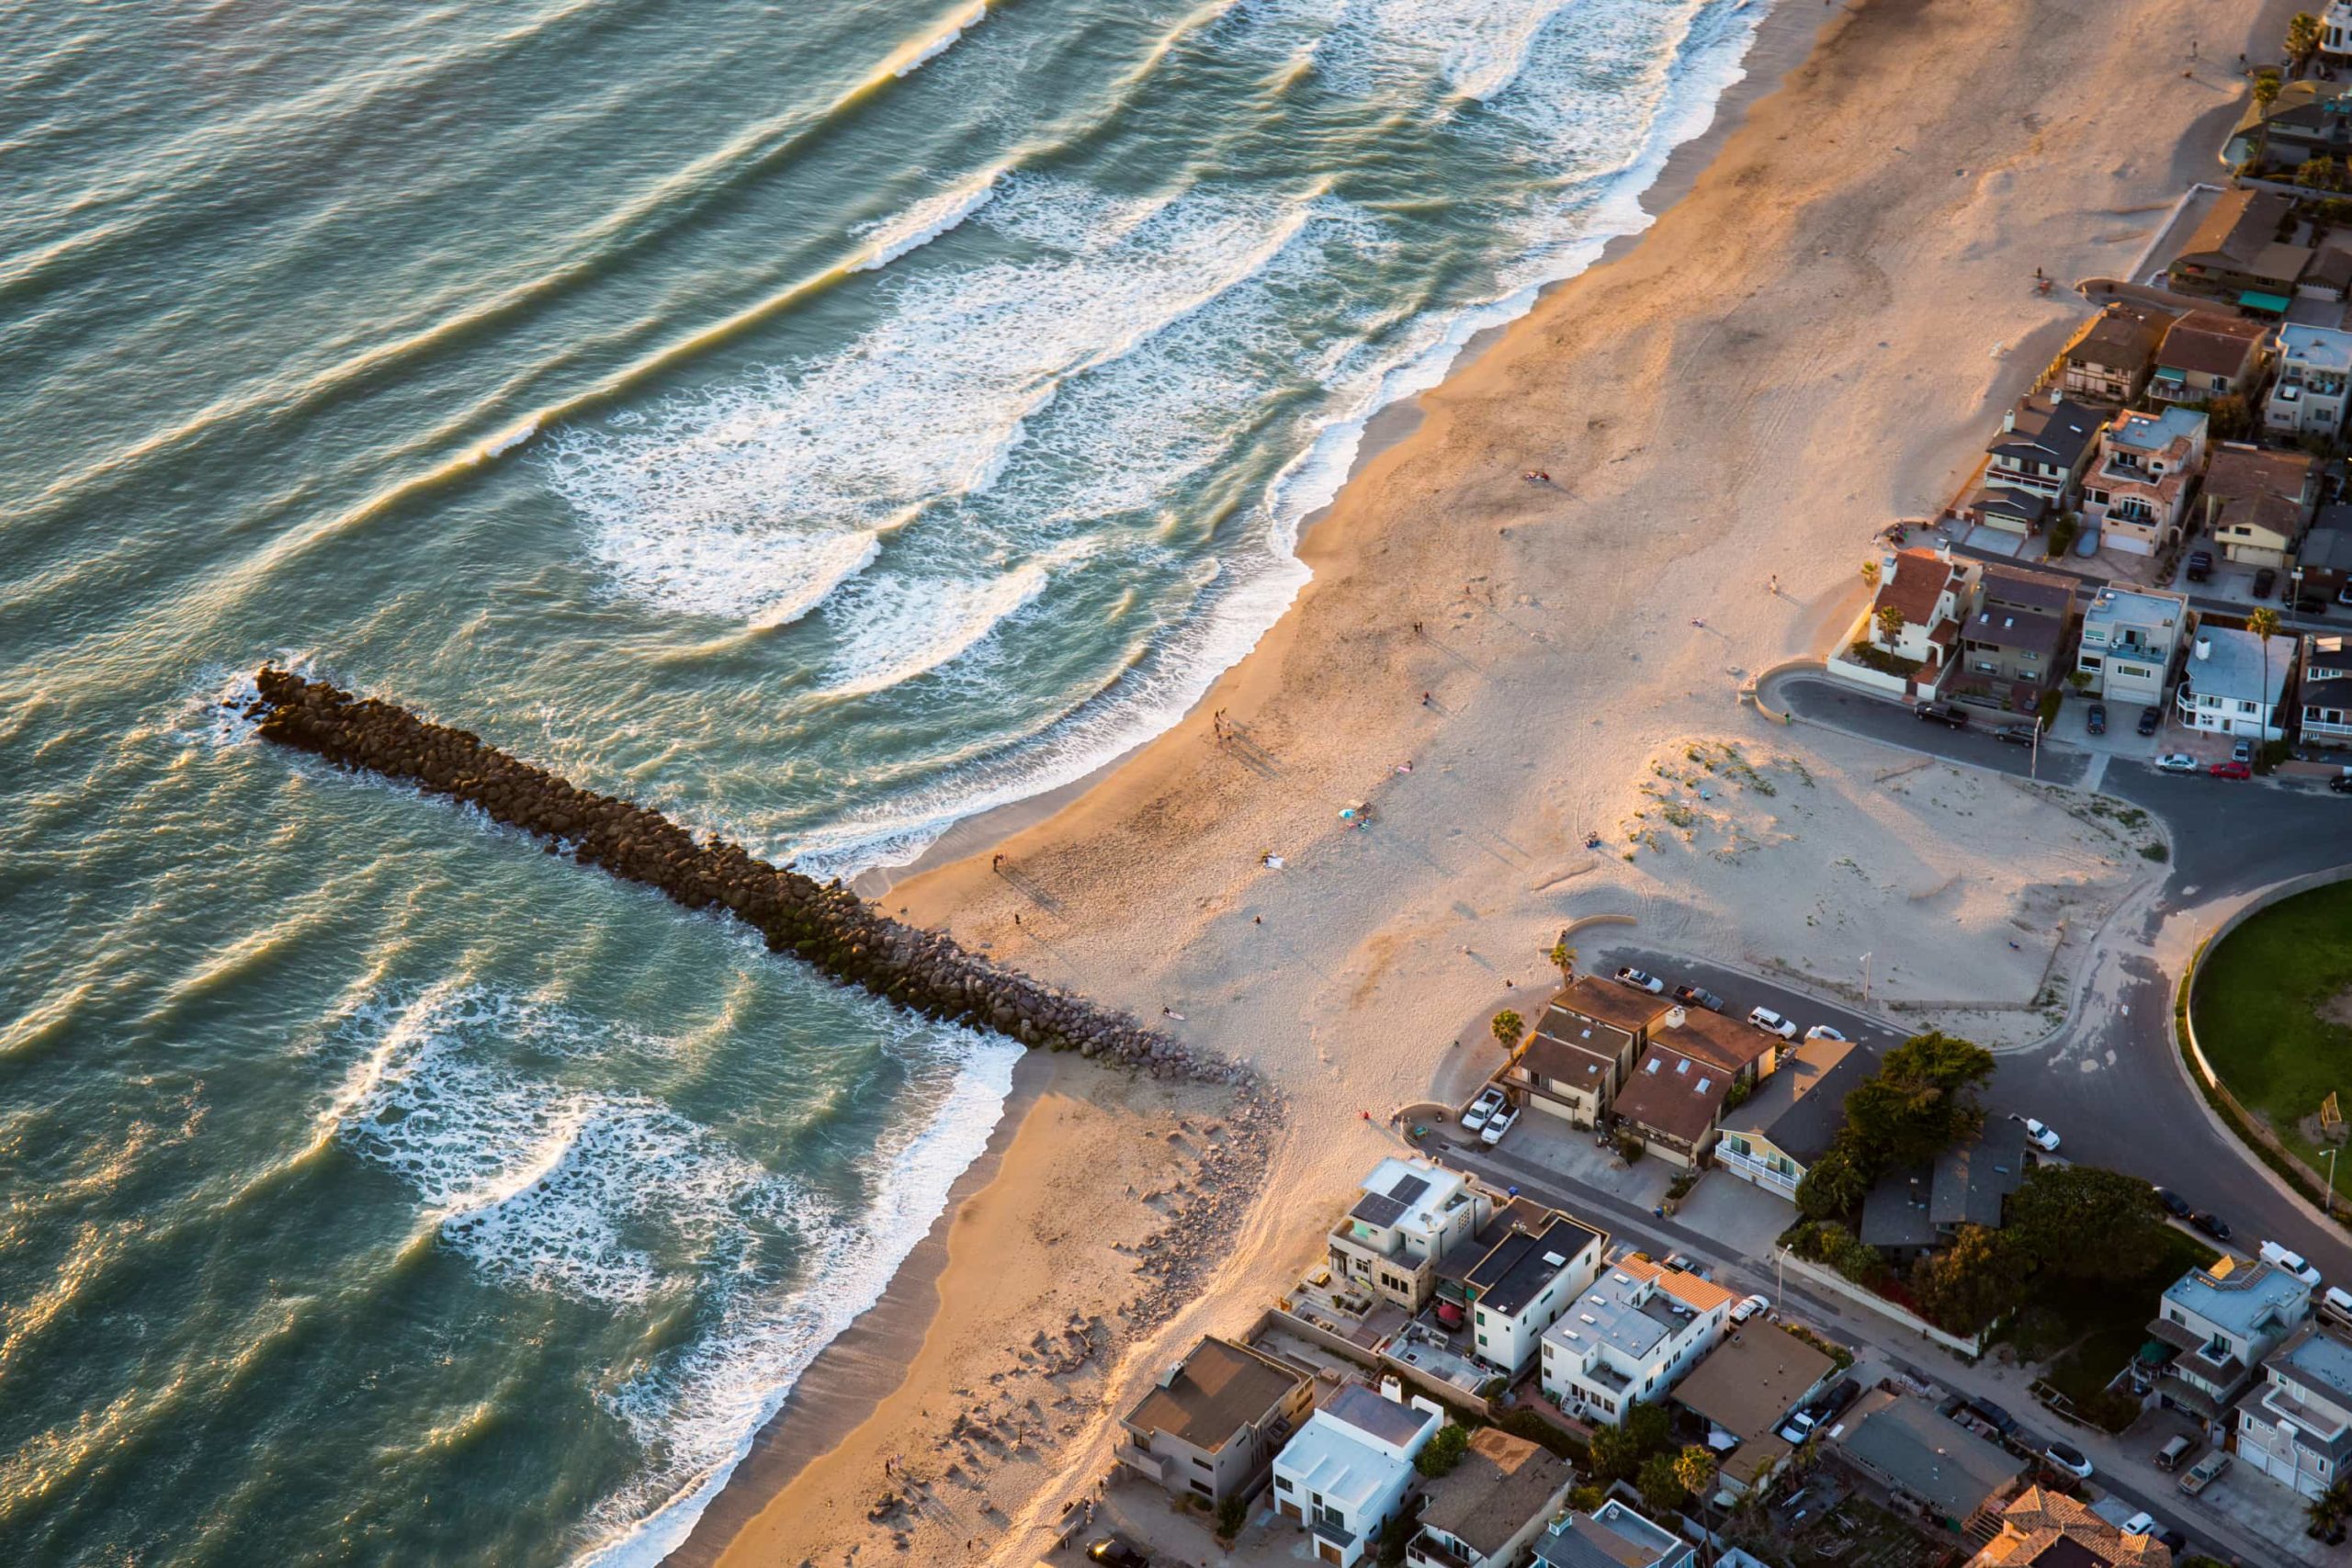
852, 0, 1837, 900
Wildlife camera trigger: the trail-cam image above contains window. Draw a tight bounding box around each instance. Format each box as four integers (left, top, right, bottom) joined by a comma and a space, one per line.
1192, 1456, 1212, 1471
1191, 1480, 1212, 1497
1277, 1476, 1293, 1493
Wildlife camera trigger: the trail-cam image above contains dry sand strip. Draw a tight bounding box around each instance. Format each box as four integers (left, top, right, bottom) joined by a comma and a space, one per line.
722, 0, 2290, 1562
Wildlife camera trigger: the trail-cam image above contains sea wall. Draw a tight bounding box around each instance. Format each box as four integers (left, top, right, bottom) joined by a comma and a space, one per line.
246, 668, 1245, 1084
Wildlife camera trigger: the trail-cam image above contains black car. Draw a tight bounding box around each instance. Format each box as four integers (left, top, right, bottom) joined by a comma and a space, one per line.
2154, 1526, 2188, 1553
2254, 566, 2278, 599
1996, 724, 2036, 745
2192, 1211, 2233, 1242
2155, 1187, 2193, 1219
2086, 702, 2107, 736
1967, 1398, 2020, 1437
2332, 774, 2352, 795
2186, 550, 2214, 582
2293, 593, 2332, 615
1914, 702, 1968, 728
2137, 705, 2162, 737
1088, 1536, 1150, 1568
1673, 984, 1724, 1012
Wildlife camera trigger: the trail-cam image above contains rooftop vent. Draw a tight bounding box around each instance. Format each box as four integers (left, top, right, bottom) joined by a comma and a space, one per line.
1543, 1252, 1568, 1269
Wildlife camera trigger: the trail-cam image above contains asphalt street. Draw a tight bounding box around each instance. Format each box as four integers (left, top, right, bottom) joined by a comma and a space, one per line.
1751, 674, 2352, 1284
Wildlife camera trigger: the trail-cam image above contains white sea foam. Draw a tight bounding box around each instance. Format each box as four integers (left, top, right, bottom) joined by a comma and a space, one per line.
850, 168, 1001, 274
889, 0, 988, 79
817, 547, 1069, 698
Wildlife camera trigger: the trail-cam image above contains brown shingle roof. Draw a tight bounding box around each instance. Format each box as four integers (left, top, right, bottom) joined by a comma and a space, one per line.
1651, 1006, 1776, 1073
2175, 187, 2294, 269
1974, 1485, 2173, 1566
1123, 1337, 1307, 1451
1417, 1427, 1574, 1556
1873, 549, 1962, 627
2155, 311, 2266, 378
1611, 1043, 1737, 1145
1549, 976, 1675, 1036
1672, 1326, 1836, 1440
2203, 443, 2315, 545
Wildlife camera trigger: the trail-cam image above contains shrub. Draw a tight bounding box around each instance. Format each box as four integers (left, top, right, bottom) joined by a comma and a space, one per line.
1216, 1495, 1247, 1540
1416, 1422, 1471, 1478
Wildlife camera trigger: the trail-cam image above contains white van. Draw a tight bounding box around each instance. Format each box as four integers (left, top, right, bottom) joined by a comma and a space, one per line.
2324, 1286, 2352, 1328
2260, 1240, 2324, 1287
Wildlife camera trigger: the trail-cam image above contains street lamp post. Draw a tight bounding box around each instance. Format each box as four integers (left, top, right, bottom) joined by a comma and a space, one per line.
1861, 952, 1873, 1006
2328, 1146, 2341, 1219
2030, 714, 2043, 781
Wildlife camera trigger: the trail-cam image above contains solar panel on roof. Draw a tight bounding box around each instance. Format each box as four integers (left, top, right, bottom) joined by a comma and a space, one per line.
1351, 1192, 1408, 1227
1387, 1173, 1431, 1206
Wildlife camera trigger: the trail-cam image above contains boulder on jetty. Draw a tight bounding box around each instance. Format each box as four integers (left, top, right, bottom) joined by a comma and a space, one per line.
246, 669, 1247, 1085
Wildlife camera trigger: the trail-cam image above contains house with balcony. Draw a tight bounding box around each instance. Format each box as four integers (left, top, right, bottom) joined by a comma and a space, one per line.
1119, 1336, 1314, 1506
2173, 626, 2295, 743
2326, 0, 2352, 59
2200, 442, 2317, 569
1328, 1158, 1494, 1314
1538, 1253, 1736, 1426
1531, 1501, 1696, 1568
1404, 1427, 1575, 1568
2075, 585, 2188, 706
2301, 634, 2352, 749
2078, 406, 2206, 557
2149, 310, 2269, 405
1835, 546, 1972, 700
1713, 1034, 1869, 1204
2226, 78, 2352, 178
1607, 1007, 1779, 1168
2143, 1256, 2312, 1433
1671, 1325, 1838, 1499
2266, 323, 2352, 440
2235, 1323, 2352, 1502
1983, 393, 2104, 505
2051, 300, 2177, 405
1272, 1383, 1441, 1568
1453, 1211, 1605, 1379
1950, 562, 2076, 714
2165, 188, 2309, 310
1502, 977, 1673, 1129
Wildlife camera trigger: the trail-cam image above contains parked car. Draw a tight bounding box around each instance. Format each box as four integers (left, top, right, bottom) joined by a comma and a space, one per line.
2178, 1451, 2230, 1495
2323, 1284, 2352, 1327
1777, 1409, 1818, 1445
1816, 1378, 1861, 1421
1965, 1398, 2019, 1437
1731, 1293, 1770, 1325
1746, 1007, 1798, 1041
2254, 567, 2278, 599
2262, 1240, 2324, 1286
1088, 1536, 1151, 1568
2155, 1188, 2192, 1219
2185, 549, 2214, 582
1914, 702, 1969, 728
2232, 739, 2253, 764
1996, 724, 2036, 745
2154, 1434, 2199, 1472
2155, 752, 2198, 773
2086, 702, 2107, 735
2120, 1511, 2158, 1540
2137, 705, 2161, 737
1480, 1103, 1520, 1147
1804, 1024, 1848, 1042
2210, 760, 2251, 780
1614, 966, 1664, 994
1462, 1087, 1506, 1133
2021, 1117, 2061, 1153
2191, 1211, 2232, 1242
2043, 1439, 2094, 1480
2332, 774, 2352, 795
2293, 592, 2332, 615
1673, 984, 1724, 1012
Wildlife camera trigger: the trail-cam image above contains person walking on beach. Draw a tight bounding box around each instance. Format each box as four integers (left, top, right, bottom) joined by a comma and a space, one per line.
991, 852, 1003, 873
1421, 692, 1431, 706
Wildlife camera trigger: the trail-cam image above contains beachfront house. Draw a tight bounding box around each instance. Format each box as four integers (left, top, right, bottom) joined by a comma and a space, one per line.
1538, 1253, 1736, 1426
2165, 188, 2310, 309
1404, 1427, 1575, 1568
2149, 311, 2269, 405
2267, 324, 2352, 441
1328, 1157, 1493, 1313
1453, 1210, 1605, 1379
2052, 301, 2176, 405
2202, 443, 2318, 569
1670, 1325, 1838, 1500
1532, 1500, 1697, 1568
2075, 586, 2188, 707
2327, 0, 2352, 60
1502, 976, 1673, 1130
1607, 1007, 1777, 1168
1713, 1033, 1869, 1204
2078, 406, 2206, 557
1272, 1383, 1441, 1568
1951, 562, 2075, 715
2226, 78, 2352, 176
2144, 1257, 2312, 1434
1830, 1390, 2025, 1536
1119, 1335, 1314, 1506
1983, 393, 2103, 505
2173, 625, 2295, 744
2233, 1322, 2352, 1501
2301, 634, 2352, 749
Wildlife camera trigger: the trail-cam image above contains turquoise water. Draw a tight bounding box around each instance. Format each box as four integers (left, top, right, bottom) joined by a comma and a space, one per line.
0, 0, 1768, 1561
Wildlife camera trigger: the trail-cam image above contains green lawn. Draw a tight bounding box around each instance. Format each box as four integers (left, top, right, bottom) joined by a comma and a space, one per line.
2193, 883, 2352, 1182
2003, 1230, 2217, 1405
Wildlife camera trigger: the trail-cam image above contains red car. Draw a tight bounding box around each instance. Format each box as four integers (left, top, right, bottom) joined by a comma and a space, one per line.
2210, 761, 2252, 779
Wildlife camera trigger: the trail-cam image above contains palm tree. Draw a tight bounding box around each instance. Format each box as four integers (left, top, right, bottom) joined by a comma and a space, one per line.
2307, 1477, 2351, 1534
2290, 12, 2324, 75
2250, 605, 2280, 751
1490, 1010, 1525, 1053
2256, 68, 2285, 169
1546, 939, 1577, 983
1875, 604, 1906, 647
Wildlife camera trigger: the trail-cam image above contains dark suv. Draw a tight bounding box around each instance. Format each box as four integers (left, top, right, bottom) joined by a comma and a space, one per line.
2185, 549, 2214, 582
1914, 702, 1968, 728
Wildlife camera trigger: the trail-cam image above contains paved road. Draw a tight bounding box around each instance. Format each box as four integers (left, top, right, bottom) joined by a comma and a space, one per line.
1745, 674, 2352, 1286
1436, 1136, 2278, 1567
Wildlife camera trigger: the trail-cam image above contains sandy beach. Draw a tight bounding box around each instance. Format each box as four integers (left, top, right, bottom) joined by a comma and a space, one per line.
703, 0, 2281, 1562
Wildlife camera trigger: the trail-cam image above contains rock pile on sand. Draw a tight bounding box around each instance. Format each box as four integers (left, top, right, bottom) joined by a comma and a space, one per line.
246, 668, 1249, 1084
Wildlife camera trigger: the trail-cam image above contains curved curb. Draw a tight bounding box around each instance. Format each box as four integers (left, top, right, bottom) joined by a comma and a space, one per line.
1744, 660, 1824, 725
2172, 868, 2352, 1237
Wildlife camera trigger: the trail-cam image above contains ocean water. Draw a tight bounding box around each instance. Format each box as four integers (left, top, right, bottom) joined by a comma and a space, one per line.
0, 0, 1770, 1562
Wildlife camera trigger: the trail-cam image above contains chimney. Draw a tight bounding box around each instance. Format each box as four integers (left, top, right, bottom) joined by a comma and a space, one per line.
1664, 1006, 1688, 1030
2003, 403, 2018, 433
2195, 637, 2212, 661
1380, 1375, 1403, 1404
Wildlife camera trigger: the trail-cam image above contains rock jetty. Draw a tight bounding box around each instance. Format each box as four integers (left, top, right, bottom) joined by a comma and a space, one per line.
246, 668, 1244, 1083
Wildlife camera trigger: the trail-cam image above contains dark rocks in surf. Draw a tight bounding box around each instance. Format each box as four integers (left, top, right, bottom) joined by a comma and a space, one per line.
245, 668, 1250, 1086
